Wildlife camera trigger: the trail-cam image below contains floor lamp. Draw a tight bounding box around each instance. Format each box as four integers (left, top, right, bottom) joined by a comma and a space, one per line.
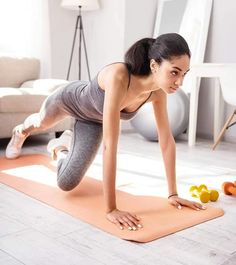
61, 0, 100, 81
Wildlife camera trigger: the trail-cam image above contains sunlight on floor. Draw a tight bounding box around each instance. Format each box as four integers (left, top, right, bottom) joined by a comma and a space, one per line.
2, 165, 57, 187
2, 150, 236, 207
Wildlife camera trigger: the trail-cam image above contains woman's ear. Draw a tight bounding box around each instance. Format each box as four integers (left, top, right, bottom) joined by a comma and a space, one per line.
150, 59, 158, 73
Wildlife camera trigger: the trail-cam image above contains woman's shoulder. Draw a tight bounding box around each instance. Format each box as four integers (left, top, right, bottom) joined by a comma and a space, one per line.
98, 62, 130, 88
101, 62, 129, 76
151, 89, 167, 103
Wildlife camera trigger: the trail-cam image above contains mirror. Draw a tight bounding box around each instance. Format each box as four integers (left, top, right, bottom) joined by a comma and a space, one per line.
153, 0, 187, 37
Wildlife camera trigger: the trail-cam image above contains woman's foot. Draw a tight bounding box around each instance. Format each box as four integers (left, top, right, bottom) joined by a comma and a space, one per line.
5, 125, 29, 159
47, 130, 72, 160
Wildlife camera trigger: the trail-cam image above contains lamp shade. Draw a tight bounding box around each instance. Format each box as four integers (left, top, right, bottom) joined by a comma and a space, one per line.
61, 0, 99, 11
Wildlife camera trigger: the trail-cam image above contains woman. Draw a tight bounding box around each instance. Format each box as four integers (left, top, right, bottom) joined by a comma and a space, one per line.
6, 33, 205, 231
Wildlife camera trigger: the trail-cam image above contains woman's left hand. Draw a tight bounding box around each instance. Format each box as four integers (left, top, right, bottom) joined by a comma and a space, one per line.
168, 195, 206, 211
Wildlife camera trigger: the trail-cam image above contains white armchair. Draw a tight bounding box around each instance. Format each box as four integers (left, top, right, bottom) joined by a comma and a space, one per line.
187, 63, 236, 148
212, 65, 236, 149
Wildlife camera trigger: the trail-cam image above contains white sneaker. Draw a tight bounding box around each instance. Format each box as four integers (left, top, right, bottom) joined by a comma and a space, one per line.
5, 125, 28, 159
47, 130, 73, 160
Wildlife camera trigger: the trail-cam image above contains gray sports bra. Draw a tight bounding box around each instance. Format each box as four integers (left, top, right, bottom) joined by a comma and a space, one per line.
61, 63, 152, 124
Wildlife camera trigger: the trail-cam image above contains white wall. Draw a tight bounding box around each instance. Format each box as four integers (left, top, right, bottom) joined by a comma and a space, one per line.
82, 0, 126, 79
50, 0, 157, 81
48, 0, 76, 80
49, 0, 126, 81
0, 0, 51, 78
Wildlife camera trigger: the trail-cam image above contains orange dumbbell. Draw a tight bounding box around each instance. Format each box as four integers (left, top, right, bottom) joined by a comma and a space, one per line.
222, 181, 236, 196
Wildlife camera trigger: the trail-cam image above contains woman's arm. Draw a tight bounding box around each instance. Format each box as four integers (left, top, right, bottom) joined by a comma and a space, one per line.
102, 82, 121, 213
152, 90, 205, 210
152, 91, 177, 197
101, 66, 142, 230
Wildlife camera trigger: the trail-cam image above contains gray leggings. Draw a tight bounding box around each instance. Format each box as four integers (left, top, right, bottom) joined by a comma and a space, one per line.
21, 86, 103, 191
57, 120, 102, 191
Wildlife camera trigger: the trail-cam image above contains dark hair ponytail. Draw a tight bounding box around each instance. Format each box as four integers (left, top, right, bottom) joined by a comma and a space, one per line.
125, 33, 191, 76
125, 38, 155, 76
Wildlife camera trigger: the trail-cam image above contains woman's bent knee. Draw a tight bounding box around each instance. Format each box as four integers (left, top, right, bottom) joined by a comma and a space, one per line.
57, 173, 83, 191
57, 180, 75, 191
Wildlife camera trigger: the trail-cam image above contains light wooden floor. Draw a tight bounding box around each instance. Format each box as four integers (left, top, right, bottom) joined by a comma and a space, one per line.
0, 131, 236, 265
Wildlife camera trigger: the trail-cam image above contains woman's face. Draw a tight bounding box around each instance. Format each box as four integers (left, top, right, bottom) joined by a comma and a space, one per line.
151, 55, 190, 94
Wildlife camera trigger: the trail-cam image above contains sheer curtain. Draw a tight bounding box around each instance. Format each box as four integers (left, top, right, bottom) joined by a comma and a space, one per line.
0, 0, 51, 77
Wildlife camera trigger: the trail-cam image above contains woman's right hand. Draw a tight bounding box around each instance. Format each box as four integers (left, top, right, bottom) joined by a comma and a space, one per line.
106, 209, 143, 231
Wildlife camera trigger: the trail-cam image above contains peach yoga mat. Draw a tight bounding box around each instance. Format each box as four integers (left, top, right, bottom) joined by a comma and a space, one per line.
0, 154, 224, 242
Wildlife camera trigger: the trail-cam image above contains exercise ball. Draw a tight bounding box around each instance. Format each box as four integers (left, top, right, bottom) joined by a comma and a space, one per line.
130, 89, 189, 141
